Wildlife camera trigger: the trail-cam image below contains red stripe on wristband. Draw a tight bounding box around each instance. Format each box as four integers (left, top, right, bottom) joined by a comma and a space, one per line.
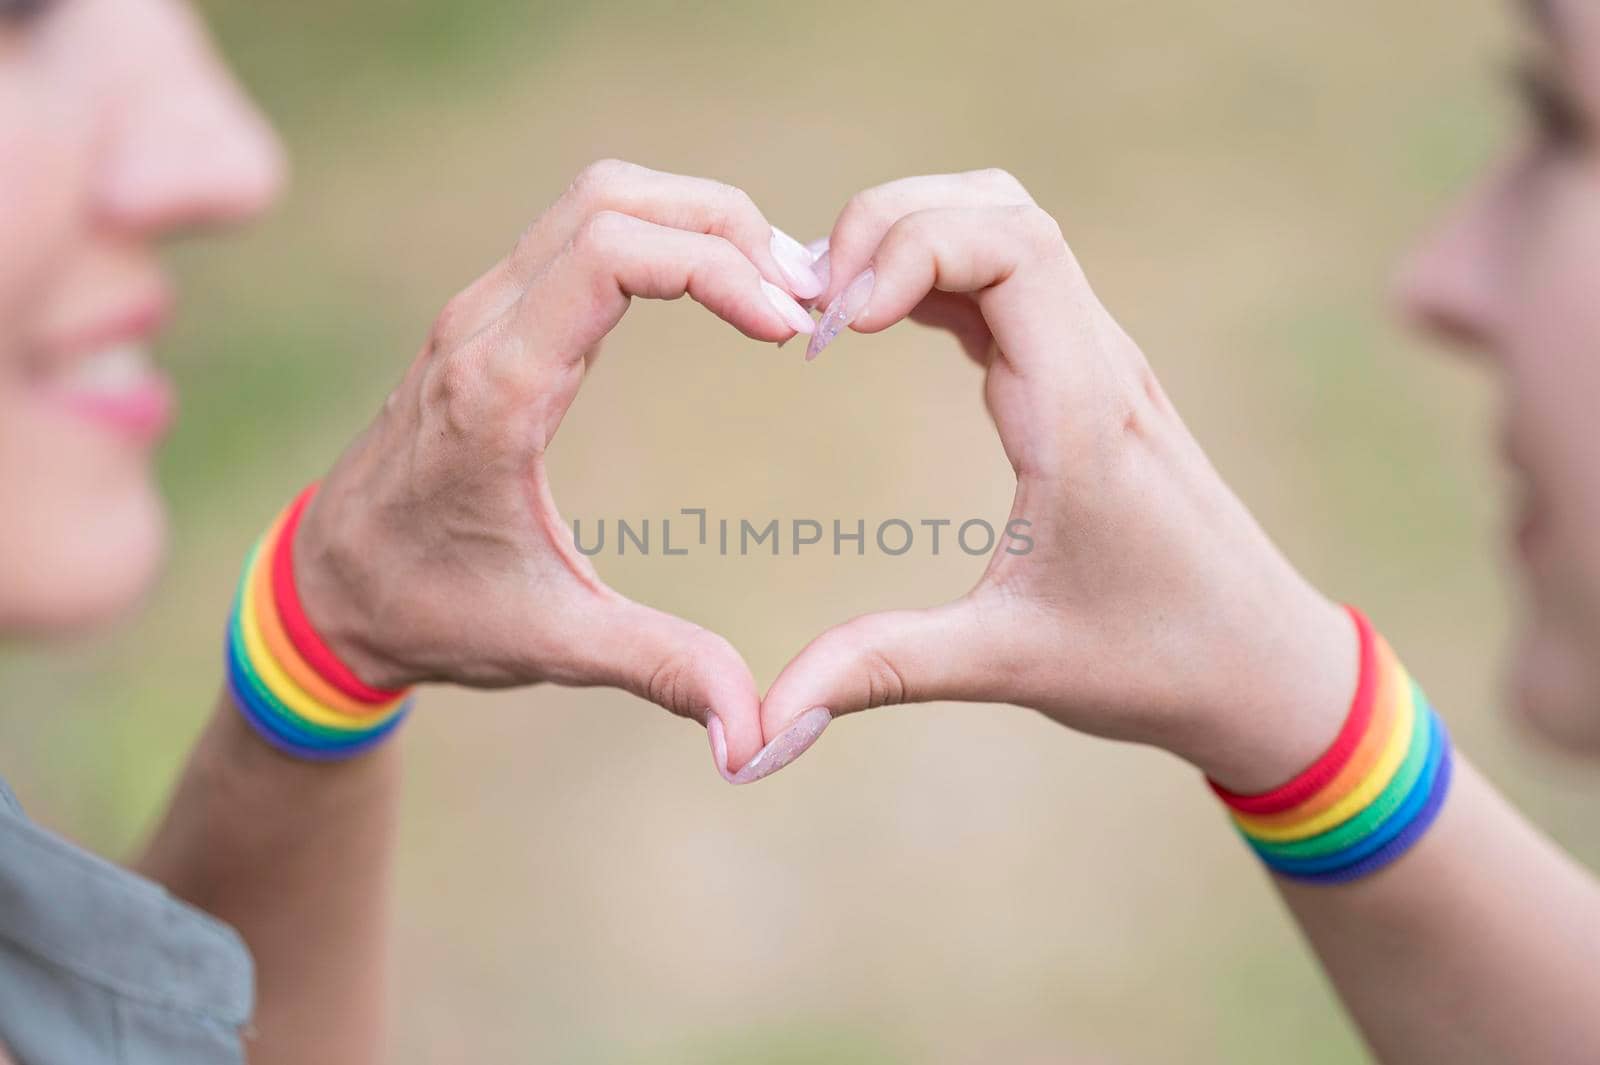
270, 484, 407, 705
1208, 605, 1377, 815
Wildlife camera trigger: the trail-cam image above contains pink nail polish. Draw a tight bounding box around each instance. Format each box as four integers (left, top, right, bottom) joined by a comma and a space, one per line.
770, 227, 824, 300
810, 249, 831, 295
706, 712, 736, 783
805, 269, 874, 361
761, 280, 816, 336
729, 707, 832, 785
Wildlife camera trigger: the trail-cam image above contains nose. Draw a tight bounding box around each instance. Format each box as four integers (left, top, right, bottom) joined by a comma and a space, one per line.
1391, 157, 1517, 358
93, 1, 287, 236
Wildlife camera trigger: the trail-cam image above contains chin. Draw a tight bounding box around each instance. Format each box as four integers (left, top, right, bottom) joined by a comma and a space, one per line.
0, 474, 168, 637
1508, 615, 1600, 756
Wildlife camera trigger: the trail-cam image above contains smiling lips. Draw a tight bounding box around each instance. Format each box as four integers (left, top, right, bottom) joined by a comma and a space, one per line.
38, 342, 176, 446
32, 290, 177, 447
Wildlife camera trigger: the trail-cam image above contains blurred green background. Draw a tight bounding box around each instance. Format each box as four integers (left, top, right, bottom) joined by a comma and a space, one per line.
4, 0, 1597, 1061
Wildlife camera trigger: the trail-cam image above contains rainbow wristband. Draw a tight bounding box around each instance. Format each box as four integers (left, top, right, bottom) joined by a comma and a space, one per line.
224, 486, 414, 760
1211, 607, 1453, 884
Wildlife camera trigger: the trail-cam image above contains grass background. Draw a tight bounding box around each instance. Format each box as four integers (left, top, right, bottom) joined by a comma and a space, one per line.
6, 0, 1600, 1061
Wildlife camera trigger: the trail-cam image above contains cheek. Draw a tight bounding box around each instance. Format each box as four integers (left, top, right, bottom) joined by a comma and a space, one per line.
0, 16, 165, 635
1501, 163, 1600, 746
0, 53, 84, 331
1509, 618, 1600, 754
0, 397, 168, 634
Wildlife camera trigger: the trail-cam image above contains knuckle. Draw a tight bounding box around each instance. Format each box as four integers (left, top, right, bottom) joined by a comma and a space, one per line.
860, 646, 909, 709
644, 627, 727, 716
715, 183, 764, 238
570, 209, 634, 262
645, 649, 690, 714
569, 158, 635, 206
834, 620, 908, 708
428, 344, 487, 431
883, 207, 942, 254
717, 181, 757, 214
972, 166, 1029, 199
1009, 203, 1067, 254
839, 187, 885, 231
426, 292, 474, 352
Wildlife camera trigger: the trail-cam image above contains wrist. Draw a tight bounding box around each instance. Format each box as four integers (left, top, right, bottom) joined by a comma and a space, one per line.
1172, 590, 1357, 794
223, 486, 415, 762
292, 486, 417, 692
209, 693, 402, 785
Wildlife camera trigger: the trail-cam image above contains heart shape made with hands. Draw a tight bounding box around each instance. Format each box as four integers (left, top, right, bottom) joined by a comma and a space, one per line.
381, 161, 1348, 799
582, 168, 1053, 787
314, 162, 1104, 789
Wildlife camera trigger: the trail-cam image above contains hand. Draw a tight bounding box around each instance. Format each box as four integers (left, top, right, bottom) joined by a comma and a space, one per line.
761, 170, 1356, 792
290, 160, 823, 774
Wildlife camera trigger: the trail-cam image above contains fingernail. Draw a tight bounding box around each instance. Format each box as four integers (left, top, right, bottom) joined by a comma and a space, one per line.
803, 236, 829, 259
729, 707, 832, 785
761, 280, 816, 336
770, 227, 824, 300
706, 712, 736, 783
806, 269, 874, 361
810, 248, 831, 295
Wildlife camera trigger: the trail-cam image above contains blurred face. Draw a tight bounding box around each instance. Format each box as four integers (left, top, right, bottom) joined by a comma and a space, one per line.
0, 0, 282, 634
1399, 0, 1600, 750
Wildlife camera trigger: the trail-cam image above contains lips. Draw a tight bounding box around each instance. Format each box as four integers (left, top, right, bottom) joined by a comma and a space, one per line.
36, 343, 177, 446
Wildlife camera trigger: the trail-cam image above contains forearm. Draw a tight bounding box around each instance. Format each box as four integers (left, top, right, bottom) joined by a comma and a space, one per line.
1274, 756, 1600, 1065
135, 695, 402, 1065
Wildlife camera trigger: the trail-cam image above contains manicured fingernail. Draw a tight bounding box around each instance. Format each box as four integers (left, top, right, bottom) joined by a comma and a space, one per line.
804, 236, 829, 258
729, 707, 832, 785
706, 712, 736, 783
770, 227, 824, 300
806, 269, 874, 361
761, 280, 816, 336
810, 248, 831, 294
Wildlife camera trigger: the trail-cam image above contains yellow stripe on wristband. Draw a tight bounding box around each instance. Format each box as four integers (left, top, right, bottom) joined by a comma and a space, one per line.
1232, 659, 1417, 843
237, 539, 408, 733
249, 511, 405, 719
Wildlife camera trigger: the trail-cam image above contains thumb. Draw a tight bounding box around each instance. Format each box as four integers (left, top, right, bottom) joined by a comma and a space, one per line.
753, 598, 1017, 783
578, 597, 764, 780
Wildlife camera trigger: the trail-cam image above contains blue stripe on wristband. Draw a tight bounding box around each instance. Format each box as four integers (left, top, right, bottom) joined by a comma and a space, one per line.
1293, 722, 1453, 885
1253, 706, 1445, 879
224, 617, 409, 760
1221, 610, 1456, 886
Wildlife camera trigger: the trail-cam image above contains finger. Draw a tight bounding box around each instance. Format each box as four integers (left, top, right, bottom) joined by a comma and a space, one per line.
907, 290, 994, 365
459, 213, 813, 411
752, 598, 1025, 783
815, 169, 1035, 310
809, 204, 1092, 372
575, 596, 766, 777
512, 159, 824, 300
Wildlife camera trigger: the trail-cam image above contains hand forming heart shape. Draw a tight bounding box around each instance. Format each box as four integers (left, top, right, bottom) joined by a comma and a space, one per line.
293, 160, 1353, 795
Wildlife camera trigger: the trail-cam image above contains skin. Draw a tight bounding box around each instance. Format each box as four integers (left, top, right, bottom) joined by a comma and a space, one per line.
0, 1, 816, 1061
7, 0, 1600, 1063
756, 1, 1600, 1059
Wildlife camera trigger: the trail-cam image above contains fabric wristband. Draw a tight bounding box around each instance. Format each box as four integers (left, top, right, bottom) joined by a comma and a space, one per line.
1209, 605, 1379, 815
270, 485, 408, 706
1211, 607, 1454, 885
224, 488, 413, 760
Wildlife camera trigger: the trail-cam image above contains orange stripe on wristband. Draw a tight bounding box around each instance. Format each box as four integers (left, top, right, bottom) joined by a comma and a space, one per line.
251, 509, 403, 720
271, 485, 408, 705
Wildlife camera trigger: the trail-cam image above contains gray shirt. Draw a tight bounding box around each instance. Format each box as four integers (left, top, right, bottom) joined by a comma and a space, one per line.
0, 777, 254, 1063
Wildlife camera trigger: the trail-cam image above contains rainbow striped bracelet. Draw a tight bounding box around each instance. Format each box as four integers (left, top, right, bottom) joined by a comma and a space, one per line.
224, 486, 414, 760
1210, 607, 1453, 885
